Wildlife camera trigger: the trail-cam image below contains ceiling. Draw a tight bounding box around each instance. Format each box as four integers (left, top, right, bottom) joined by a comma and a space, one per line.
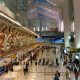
1, 0, 65, 31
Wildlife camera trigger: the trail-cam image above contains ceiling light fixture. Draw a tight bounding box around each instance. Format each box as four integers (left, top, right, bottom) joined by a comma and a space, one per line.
47, 0, 56, 6
53, 4, 56, 6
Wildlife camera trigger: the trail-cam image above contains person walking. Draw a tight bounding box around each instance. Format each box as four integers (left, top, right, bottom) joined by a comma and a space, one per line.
26, 61, 29, 72
54, 74, 59, 80
55, 70, 60, 77
74, 66, 79, 80
29, 52, 33, 65
65, 68, 70, 80
23, 62, 26, 74
56, 58, 59, 66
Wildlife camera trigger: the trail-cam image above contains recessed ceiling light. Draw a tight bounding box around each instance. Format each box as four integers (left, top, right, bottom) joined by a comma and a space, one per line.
47, 0, 56, 6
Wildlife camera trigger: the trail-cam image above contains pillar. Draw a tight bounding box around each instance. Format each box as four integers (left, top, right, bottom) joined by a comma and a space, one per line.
63, 0, 72, 48
74, 0, 80, 48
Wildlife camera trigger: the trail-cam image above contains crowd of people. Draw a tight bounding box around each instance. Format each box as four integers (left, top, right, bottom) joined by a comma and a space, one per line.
0, 45, 80, 80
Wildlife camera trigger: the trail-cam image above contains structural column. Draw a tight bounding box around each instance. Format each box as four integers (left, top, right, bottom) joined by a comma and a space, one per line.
74, 0, 80, 48
63, 0, 72, 48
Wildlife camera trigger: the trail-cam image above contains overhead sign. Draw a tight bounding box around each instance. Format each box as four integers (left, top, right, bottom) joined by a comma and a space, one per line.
36, 31, 64, 37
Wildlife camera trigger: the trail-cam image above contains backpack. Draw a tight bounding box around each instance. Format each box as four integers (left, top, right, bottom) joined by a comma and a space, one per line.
54, 76, 59, 80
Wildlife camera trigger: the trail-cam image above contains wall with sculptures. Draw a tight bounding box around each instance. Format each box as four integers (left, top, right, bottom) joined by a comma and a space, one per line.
0, 19, 37, 58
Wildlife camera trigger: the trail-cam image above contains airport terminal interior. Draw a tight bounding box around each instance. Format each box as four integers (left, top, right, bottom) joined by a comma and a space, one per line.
0, 0, 80, 80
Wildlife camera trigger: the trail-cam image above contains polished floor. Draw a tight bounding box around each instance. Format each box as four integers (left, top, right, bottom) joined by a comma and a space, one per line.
0, 47, 80, 80
25, 48, 80, 80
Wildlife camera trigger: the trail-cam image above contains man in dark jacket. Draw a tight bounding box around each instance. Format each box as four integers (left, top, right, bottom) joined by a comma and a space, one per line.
54, 74, 59, 80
